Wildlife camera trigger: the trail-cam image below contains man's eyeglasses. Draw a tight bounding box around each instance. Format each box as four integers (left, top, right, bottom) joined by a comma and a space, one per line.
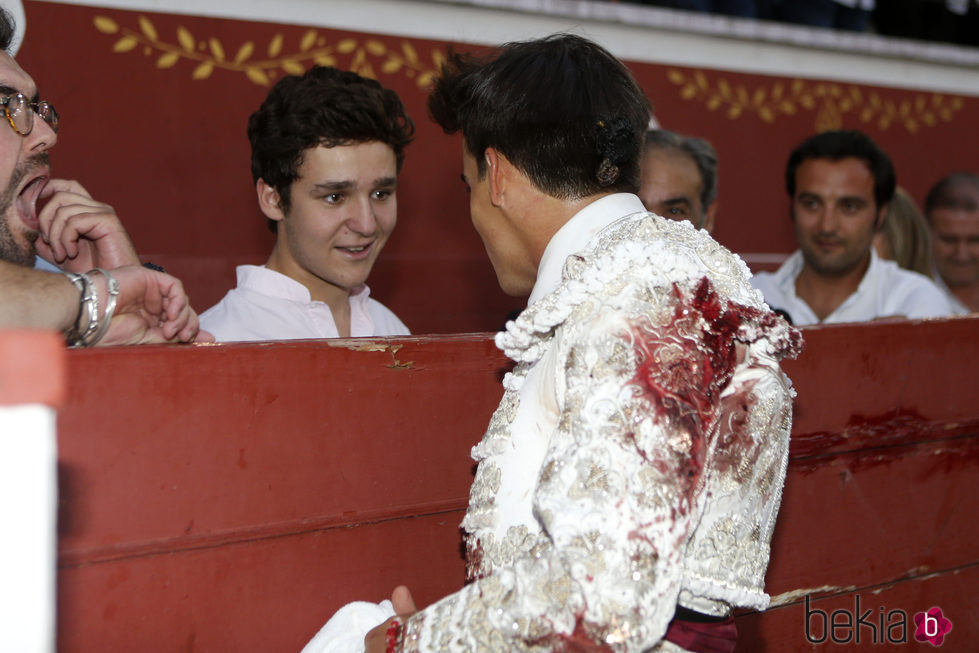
1, 93, 59, 136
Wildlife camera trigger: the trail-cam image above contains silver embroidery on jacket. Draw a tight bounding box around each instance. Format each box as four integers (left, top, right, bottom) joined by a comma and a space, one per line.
403, 212, 801, 651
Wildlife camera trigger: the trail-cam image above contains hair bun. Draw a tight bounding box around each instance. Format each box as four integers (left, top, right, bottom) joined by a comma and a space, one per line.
596, 158, 619, 187
595, 116, 634, 186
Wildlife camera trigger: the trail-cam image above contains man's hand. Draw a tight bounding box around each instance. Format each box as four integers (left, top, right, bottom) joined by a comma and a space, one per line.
364, 586, 417, 653
95, 265, 213, 346
35, 179, 140, 271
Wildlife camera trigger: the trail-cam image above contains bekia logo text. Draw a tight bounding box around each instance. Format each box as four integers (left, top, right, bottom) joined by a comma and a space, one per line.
805, 595, 952, 646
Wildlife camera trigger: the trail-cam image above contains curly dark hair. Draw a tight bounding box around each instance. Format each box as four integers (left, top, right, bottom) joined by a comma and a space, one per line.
428, 34, 650, 200
248, 65, 414, 222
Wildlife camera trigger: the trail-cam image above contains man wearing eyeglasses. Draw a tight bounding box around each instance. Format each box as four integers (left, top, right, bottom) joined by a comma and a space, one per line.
0, 8, 205, 345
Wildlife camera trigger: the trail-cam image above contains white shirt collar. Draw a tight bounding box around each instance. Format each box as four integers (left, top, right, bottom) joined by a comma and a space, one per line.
528, 193, 646, 305
775, 248, 881, 322
236, 265, 369, 304
776, 248, 879, 297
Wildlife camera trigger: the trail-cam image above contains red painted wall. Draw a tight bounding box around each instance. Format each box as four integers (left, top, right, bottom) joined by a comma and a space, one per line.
15, 1, 979, 334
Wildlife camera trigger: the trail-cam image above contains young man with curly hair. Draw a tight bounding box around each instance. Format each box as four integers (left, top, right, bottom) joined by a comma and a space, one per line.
201, 66, 414, 341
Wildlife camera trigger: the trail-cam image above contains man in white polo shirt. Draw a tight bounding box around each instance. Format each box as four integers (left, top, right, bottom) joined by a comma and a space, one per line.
751, 130, 953, 325
200, 66, 413, 341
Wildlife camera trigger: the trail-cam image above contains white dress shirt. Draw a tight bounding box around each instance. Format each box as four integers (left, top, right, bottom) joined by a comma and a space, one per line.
750, 249, 955, 326
200, 265, 408, 342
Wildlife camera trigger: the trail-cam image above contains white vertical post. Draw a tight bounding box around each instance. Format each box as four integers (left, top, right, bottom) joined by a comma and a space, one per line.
0, 404, 58, 653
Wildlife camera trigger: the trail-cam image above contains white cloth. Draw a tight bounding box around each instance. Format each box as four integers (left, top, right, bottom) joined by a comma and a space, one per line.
750, 249, 955, 326
305, 194, 801, 652
200, 265, 408, 342
301, 600, 395, 653
930, 267, 971, 315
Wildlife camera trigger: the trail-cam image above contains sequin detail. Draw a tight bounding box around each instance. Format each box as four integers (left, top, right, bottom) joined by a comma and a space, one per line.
399, 212, 800, 652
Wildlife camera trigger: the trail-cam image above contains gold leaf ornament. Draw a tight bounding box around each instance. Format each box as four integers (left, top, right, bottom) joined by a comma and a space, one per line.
666, 67, 965, 133
432, 49, 446, 69
300, 30, 317, 52
192, 61, 214, 80
402, 42, 419, 64
234, 41, 254, 64
281, 60, 305, 75
93, 19, 445, 91
157, 52, 180, 68
138, 16, 158, 41
177, 26, 195, 52
93, 16, 119, 34
113, 36, 138, 53
268, 33, 284, 57
246, 68, 270, 86
209, 37, 226, 61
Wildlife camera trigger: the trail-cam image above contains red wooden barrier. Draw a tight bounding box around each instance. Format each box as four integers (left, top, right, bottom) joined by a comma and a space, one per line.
42, 317, 978, 651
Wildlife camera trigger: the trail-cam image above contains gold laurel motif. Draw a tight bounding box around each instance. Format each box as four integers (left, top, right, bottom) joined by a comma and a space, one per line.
93, 15, 446, 87
667, 69, 966, 133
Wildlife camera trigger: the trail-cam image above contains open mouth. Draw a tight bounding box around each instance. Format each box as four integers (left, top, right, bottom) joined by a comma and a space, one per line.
338, 242, 373, 256
15, 172, 49, 231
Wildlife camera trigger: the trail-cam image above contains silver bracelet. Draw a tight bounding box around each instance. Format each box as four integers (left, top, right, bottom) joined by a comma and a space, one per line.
84, 268, 119, 347
64, 272, 98, 347
64, 272, 86, 345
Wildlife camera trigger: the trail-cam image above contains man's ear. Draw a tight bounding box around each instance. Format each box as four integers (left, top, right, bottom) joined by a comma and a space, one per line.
874, 203, 888, 232
703, 201, 718, 234
257, 179, 286, 222
485, 147, 506, 207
